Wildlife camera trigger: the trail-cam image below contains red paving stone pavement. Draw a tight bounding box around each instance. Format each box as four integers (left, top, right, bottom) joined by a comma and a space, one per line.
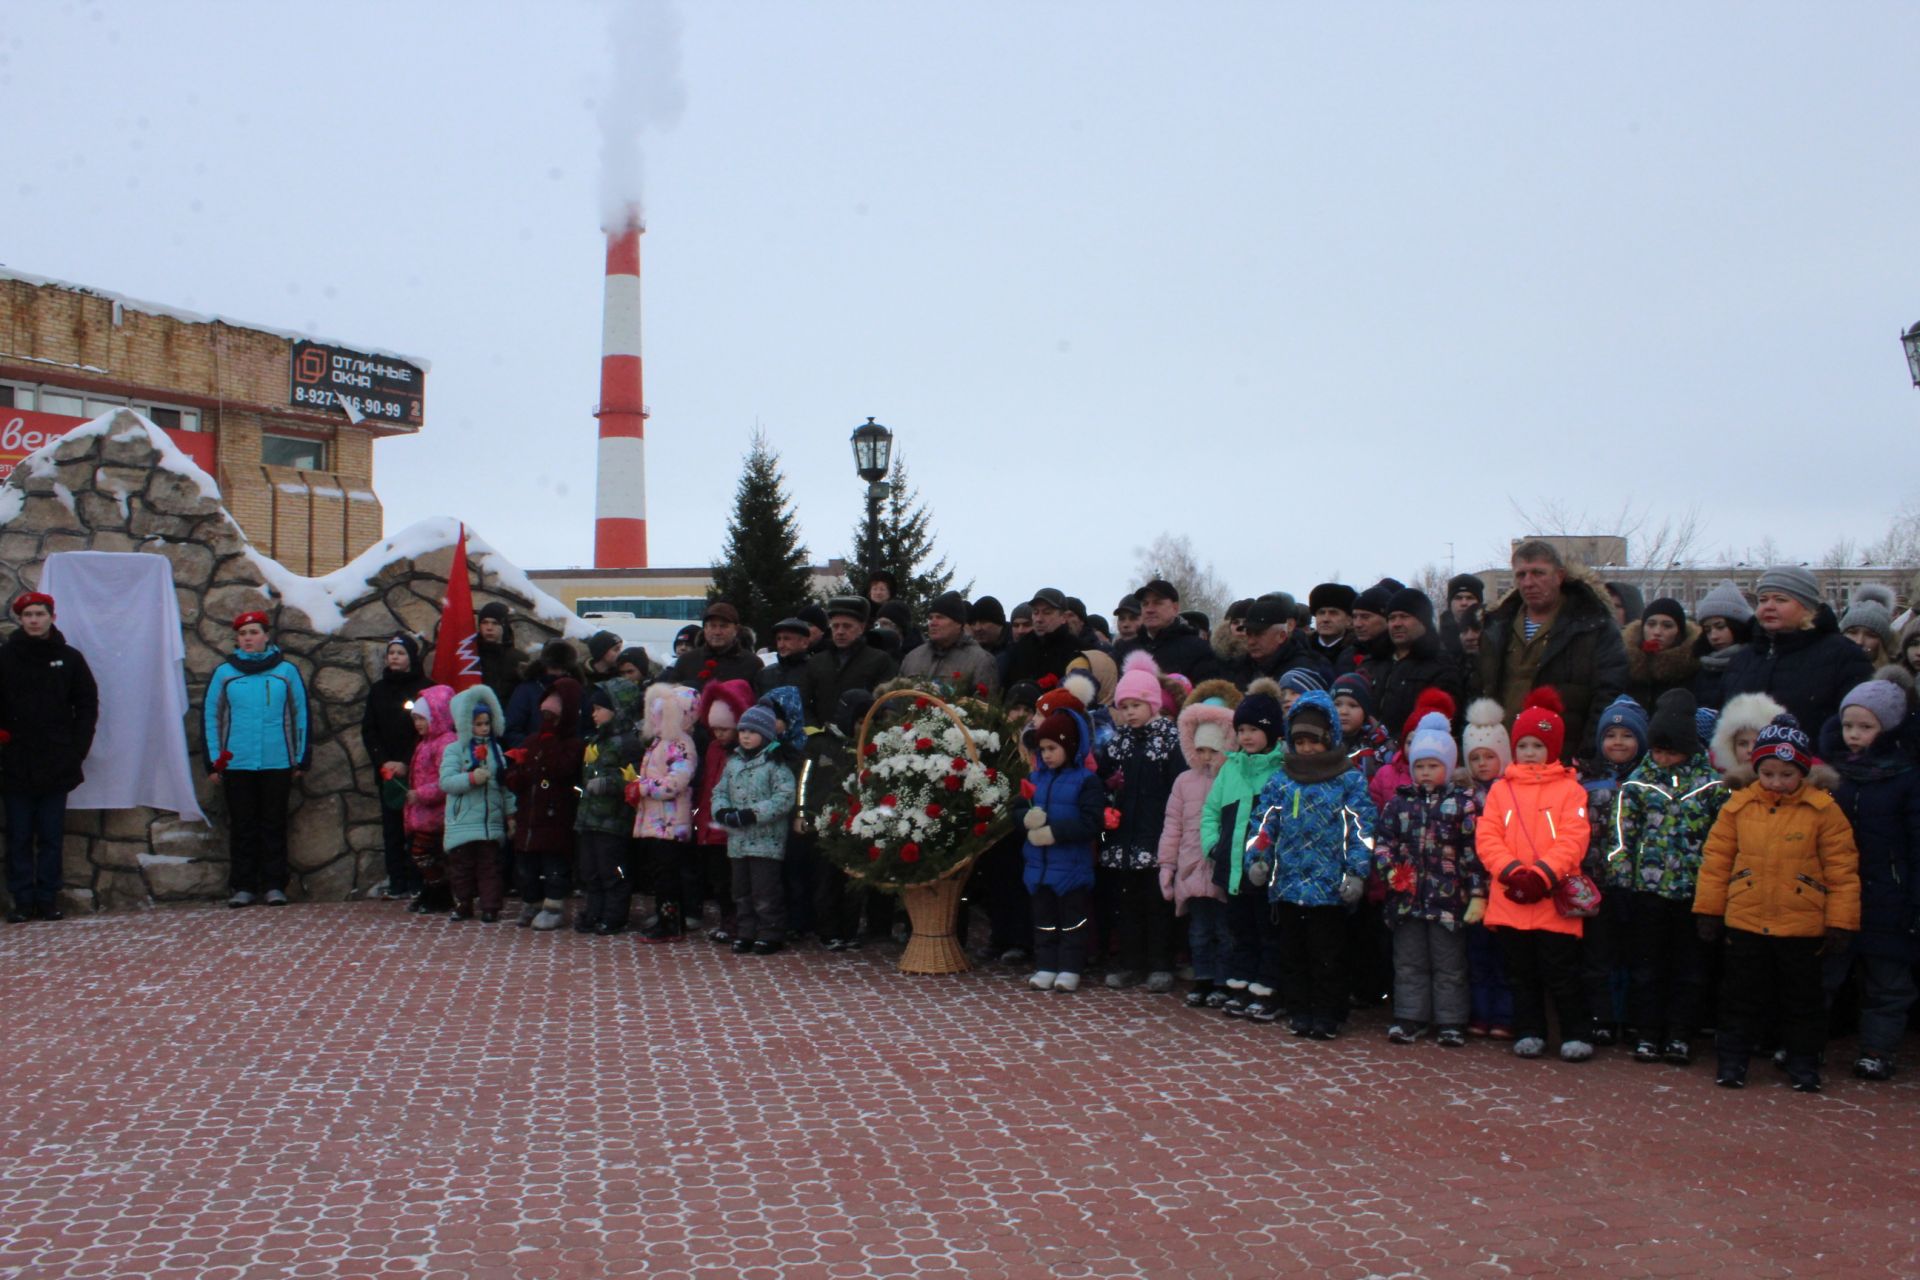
2, 902, 1917, 1279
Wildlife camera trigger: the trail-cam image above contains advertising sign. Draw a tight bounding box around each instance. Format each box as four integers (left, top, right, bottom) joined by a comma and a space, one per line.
289, 341, 424, 426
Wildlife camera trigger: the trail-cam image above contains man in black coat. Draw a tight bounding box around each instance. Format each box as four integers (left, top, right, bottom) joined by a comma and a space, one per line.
359, 633, 430, 900
756, 618, 813, 698
1360, 588, 1465, 738
0, 592, 99, 922
802, 596, 899, 727
662, 601, 764, 692
1227, 595, 1332, 690
1306, 583, 1362, 674
1001, 588, 1086, 689
475, 602, 523, 706
1476, 542, 1629, 760
1113, 580, 1220, 683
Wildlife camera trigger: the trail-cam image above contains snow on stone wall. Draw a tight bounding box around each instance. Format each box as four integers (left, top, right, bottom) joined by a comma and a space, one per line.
0, 410, 588, 912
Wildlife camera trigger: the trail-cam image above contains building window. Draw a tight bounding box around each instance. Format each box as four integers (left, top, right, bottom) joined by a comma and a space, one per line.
577, 597, 708, 621
138, 405, 199, 431
38, 391, 83, 416
262, 433, 328, 470
0, 383, 31, 409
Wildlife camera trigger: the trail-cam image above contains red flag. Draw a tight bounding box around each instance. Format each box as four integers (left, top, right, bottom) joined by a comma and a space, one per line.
431, 524, 483, 691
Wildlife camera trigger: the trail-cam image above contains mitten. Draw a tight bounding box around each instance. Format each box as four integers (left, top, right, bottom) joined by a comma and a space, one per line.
1695, 914, 1723, 943
714, 807, 739, 828
1820, 927, 1853, 957
735, 810, 757, 827
1245, 859, 1270, 888
1023, 807, 1048, 831
1501, 866, 1548, 905
1338, 873, 1365, 906
1028, 825, 1056, 847
1463, 897, 1486, 927
1102, 807, 1122, 832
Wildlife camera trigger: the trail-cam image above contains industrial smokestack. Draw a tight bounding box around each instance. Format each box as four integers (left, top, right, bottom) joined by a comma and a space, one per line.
594, 212, 648, 568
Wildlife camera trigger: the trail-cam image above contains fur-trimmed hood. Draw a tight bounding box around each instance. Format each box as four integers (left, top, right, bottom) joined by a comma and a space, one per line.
1176, 700, 1236, 773
1710, 691, 1786, 772
1624, 620, 1702, 685
1185, 678, 1243, 710
448, 683, 508, 759
644, 681, 696, 742
1212, 621, 1247, 662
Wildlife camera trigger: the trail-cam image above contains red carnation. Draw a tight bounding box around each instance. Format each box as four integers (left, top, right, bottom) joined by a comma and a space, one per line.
985, 768, 999, 782
867, 846, 883, 861
915, 737, 934, 750
899, 843, 921, 863
860, 769, 872, 782
1390, 865, 1415, 893
1037, 674, 1059, 690
974, 683, 988, 696
1103, 807, 1122, 831
1019, 778, 1037, 800
971, 822, 989, 837
943, 776, 963, 792
950, 671, 963, 682
949, 757, 967, 772
925, 803, 944, 818
914, 696, 930, 709
974, 805, 995, 820
881, 793, 899, 808
848, 798, 862, 815
862, 743, 879, 757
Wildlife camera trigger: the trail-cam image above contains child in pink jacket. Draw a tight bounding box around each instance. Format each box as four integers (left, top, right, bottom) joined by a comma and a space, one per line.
402, 684, 457, 912
628, 683, 699, 941
1159, 690, 1239, 1007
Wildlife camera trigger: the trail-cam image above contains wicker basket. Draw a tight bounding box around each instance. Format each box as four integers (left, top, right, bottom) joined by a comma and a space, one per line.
854, 687, 985, 975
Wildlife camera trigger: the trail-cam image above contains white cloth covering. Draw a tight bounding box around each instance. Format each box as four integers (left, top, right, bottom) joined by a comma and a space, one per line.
38, 551, 205, 822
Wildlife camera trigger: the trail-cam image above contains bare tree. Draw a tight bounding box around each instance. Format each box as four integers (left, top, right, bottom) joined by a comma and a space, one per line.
1507, 498, 1709, 596
1819, 536, 1861, 569
1863, 499, 1920, 569
1133, 533, 1233, 622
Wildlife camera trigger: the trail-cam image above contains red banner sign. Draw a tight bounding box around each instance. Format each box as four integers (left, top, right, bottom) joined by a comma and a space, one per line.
0, 408, 217, 482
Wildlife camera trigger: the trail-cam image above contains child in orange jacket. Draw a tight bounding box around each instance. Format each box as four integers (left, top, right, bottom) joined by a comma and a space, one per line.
1471, 689, 1595, 1062
1692, 714, 1860, 1092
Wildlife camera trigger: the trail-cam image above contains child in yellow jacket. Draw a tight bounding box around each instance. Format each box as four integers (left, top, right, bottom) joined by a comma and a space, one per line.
1692, 714, 1860, 1092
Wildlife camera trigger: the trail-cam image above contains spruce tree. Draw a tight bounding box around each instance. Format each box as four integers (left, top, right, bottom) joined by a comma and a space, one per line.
842, 452, 963, 617
710, 431, 815, 639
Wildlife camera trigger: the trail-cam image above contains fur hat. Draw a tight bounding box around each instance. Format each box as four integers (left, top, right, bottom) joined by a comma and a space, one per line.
1756, 566, 1821, 613
826, 595, 871, 623
1461, 698, 1512, 771
1710, 692, 1786, 771
1114, 651, 1164, 709
1594, 694, 1650, 759
1308, 583, 1356, 615
1511, 687, 1566, 761
1234, 678, 1286, 747
1035, 711, 1080, 757
1406, 711, 1458, 773
1750, 714, 1813, 775
1383, 587, 1435, 628
1840, 666, 1914, 734
1184, 678, 1243, 710
1446, 574, 1485, 604
1353, 579, 1403, 618
1330, 671, 1374, 719
1840, 584, 1898, 655
1647, 689, 1700, 756
1692, 579, 1754, 626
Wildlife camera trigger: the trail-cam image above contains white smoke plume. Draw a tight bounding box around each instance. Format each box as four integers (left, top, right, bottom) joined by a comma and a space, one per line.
597, 0, 687, 228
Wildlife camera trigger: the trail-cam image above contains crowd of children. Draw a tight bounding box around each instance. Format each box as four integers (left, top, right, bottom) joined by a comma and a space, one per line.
363, 572, 1918, 1096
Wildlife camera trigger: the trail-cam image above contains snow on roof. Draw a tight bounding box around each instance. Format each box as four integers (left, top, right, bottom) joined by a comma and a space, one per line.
0, 265, 431, 373
248, 516, 593, 639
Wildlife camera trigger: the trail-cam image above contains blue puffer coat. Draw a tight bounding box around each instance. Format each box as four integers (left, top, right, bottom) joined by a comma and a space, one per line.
440, 685, 516, 848
1017, 709, 1106, 894
204, 646, 310, 772
1821, 718, 1920, 961
1246, 693, 1377, 907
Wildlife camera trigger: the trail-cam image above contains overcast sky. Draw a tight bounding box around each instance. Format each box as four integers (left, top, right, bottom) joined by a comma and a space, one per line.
5, 1, 1918, 615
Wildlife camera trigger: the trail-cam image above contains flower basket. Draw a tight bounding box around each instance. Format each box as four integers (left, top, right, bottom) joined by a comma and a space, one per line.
816, 683, 1026, 974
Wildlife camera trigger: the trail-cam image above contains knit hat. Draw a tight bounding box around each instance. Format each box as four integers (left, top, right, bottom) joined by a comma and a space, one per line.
1511, 687, 1566, 761
1642, 598, 1687, 631
1840, 585, 1898, 654
927, 591, 969, 625
1593, 694, 1649, 759
1692, 579, 1754, 626
970, 596, 1006, 626
1035, 711, 1080, 757
737, 704, 780, 742
1840, 670, 1912, 734
1005, 680, 1042, 711
1647, 689, 1700, 756
1233, 685, 1285, 747
1278, 667, 1327, 696
587, 630, 623, 662
1383, 587, 1434, 628
1446, 574, 1485, 604
674, 623, 703, 649
1192, 720, 1230, 754
1308, 583, 1356, 614
1406, 711, 1458, 773
1461, 698, 1512, 770
1694, 705, 1720, 746
10, 591, 53, 616
618, 646, 650, 673
1352, 581, 1396, 618
1286, 692, 1336, 746
477, 601, 511, 624
1114, 651, 1164, 709
771, 617, 810, 637
1755, 565, 1822, 613
1330, 671, 1374, 719
826, 595, 870, 623
878, 600, 913, 632
1010, 602, 1033, 624
1750, 714, 1813, 774
385, 633, 421, 667
587, 683, 616, 714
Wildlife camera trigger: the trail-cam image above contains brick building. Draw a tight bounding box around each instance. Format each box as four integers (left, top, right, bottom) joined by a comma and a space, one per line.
0, 268, 425, 574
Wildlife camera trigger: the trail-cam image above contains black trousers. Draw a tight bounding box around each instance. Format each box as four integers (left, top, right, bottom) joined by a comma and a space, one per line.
1717, 928, 1825, 1080
577, 830, 634, 928
783, 831, 817, 937
1628, 893, 1705, 1043
1277, 902, 1347, 1026
514, 842, 572, 904
1031, 885, 1092, 975
380, 805, 417, 894
225, 769, 292, 895
1113, 866, 1175, 974
1580, 891, 1630, 1029
1226, 887, 1282, 989
1499, 927, 1592, 1044
1343, 898, 1392, 1003
962, 833, 1032, 952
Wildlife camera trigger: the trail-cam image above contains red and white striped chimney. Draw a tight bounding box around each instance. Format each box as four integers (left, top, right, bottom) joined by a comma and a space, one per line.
594, 211, 648, 567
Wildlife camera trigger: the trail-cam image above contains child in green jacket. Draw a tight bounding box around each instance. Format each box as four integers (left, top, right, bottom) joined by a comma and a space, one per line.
1198, 680, 1288, 1018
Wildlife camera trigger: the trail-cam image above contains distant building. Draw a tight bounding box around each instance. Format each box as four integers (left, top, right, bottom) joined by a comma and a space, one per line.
528, 558, 850, 624
0, 268, 425, 574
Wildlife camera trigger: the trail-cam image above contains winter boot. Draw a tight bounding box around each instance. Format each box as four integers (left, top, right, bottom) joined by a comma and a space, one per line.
531, 899, 565, 931
264, 890, 288, 906
228, 891, 256, 909
1184, 980, 1215, 1008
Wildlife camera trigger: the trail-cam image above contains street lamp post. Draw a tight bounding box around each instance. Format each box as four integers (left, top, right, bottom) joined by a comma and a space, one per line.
1903, 321, 1920, 389
850, 416, 894, 590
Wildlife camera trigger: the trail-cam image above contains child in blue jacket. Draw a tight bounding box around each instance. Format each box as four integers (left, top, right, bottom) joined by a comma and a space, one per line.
1245, 692, 1376, 1039
1018, 709, 1105, 993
